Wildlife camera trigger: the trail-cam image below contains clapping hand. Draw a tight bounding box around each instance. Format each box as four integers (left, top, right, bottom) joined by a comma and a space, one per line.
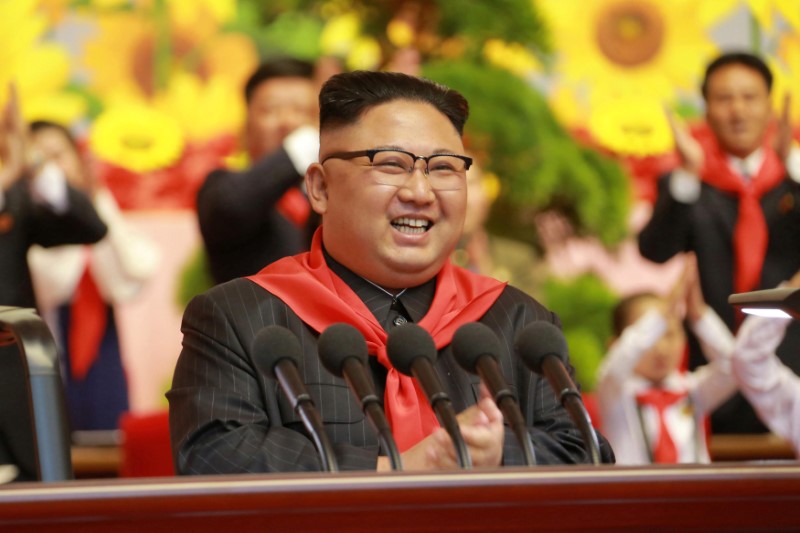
665, 106, 704, 175
0, 84, 30, 189
666, 253, 707, 323
773, 92, 794, 162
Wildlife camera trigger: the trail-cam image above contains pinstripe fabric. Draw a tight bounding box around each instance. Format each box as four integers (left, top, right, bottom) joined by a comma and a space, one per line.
168, 275, 614, 475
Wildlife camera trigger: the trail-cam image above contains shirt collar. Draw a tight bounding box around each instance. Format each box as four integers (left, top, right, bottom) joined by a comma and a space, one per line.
322, 247, 436, 324
726, 147, 764, 179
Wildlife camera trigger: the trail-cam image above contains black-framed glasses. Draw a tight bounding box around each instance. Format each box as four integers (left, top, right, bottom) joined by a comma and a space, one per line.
321, 148, 472, 190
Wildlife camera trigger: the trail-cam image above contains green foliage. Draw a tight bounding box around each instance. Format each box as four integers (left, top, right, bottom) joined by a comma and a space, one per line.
176, 246, 214, 311
436, 0, 550, 59
562, 327, 604, 391
229, 4, 323, 60
423, 59, 630, 247
541, 274, 619, 391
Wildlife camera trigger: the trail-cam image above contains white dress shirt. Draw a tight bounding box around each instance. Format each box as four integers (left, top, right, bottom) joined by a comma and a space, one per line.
669, 146, 800, 204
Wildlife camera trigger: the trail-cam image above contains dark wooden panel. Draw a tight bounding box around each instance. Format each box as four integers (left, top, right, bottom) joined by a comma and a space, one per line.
1, 463, 800, 532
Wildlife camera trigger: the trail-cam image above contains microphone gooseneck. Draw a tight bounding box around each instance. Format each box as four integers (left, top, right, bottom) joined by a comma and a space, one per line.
386, 324, 472, 469
515, 321, 602, 465
452, 322, 536, 466
318, 323, 403, 471
251, 325, 339, 472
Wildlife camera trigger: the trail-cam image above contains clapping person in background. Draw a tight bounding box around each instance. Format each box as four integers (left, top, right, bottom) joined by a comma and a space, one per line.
26, 120, 160, 432
0, 85, 107, 480
196, 57, 323, 285
596, 255, 737, 464
730, 270, 800, 456
638, 51, 800, 435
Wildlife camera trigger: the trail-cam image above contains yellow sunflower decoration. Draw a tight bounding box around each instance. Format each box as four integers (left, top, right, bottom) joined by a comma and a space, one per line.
90, 103, 184, 173
0, 0, 84, 123
746, 0, 800, 32
153, 72, 243, 142
320, 12, 382, 71
483, 39, 543, 78
539, 0, 721, 155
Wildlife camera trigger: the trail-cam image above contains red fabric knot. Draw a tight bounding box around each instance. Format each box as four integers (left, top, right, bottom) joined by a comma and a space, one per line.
636, 387, 687, 464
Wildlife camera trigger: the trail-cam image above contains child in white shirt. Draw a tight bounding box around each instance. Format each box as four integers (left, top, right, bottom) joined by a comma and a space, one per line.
596, 257, 737, 464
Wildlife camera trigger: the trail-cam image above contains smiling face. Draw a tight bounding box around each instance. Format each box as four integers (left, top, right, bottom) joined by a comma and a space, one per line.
306, 99, 467, 289
705, 63, 772, 158
30, 126, 87, 189
245, 76, 317, 161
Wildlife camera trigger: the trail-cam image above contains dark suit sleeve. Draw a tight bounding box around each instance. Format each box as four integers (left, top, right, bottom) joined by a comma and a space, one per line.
638, 173, 693, 263
196, 149, 302, 248
168, 286, 379, 474
28, 184, 107, 247
478, 288, 615, 465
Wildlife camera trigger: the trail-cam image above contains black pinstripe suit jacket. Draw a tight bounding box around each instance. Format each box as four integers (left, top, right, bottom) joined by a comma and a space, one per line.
168, 273, 614, 474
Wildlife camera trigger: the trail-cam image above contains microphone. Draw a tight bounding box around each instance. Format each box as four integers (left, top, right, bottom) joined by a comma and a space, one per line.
515, 321, 602, 465
386, 324, 472, 468
318, 323, 403, 471
251, 325, 339, 472
451, 322, 536, 466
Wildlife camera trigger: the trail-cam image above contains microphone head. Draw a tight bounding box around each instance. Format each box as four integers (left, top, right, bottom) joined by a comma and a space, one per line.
515, 321, 568, 375
386, 323, 437, 376
451, 322, 503, 374
318, 323, 369, 377
251, 325, 303, 380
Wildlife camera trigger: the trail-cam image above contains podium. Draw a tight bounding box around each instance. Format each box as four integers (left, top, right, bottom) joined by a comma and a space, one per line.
1, 463, 800, 531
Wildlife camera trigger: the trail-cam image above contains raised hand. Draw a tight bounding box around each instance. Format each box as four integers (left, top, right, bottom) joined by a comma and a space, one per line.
683, 253, 707, 323
774, 92, 794, 162
665, 106, 704, 175
0, 83, 28, 189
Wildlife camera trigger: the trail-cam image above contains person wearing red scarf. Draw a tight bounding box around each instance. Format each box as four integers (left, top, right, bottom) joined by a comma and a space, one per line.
639, 52, 800, 435
196, 58, 322, 285
169, 70, 613, 475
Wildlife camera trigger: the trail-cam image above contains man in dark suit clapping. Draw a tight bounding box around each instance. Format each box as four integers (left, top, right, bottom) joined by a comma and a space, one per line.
168, 70, 614, 474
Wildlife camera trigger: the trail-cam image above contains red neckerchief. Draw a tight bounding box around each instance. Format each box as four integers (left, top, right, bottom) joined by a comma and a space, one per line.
247, 228, 507, 451
692, 125, 786, 293
635, 387, 688, 464
69, 253, 106, 381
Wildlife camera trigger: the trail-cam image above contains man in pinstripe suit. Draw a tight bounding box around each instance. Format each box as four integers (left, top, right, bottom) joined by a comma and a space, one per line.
168, 70, 614, 474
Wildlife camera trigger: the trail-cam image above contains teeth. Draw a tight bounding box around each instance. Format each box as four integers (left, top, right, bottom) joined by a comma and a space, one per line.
392, 217, 431, 234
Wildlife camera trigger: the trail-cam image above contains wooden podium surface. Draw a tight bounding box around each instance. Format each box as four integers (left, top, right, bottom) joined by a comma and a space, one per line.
1, 463, 800, 532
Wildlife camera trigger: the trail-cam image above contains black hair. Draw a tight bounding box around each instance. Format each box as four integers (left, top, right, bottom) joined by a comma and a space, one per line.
319, 70, 469, 135
29, 120, 78, 150
244, 57, 314, 103
701, 51, 772, 99
612, 292, 662, 337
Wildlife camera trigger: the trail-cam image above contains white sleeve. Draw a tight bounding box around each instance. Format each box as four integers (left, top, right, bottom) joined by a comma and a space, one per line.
89, 189, 161, 304
691, 308, 735, 363
784, 147, 800, 184
731, 315, 800, 451
668, 168, 702, 204
596, 309, 666, 390
30, 162, 69, 213
686, 308, 738, 414
283, 125, 319, 175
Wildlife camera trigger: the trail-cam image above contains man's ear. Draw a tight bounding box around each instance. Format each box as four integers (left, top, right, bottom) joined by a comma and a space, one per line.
305, 162, 328, 215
